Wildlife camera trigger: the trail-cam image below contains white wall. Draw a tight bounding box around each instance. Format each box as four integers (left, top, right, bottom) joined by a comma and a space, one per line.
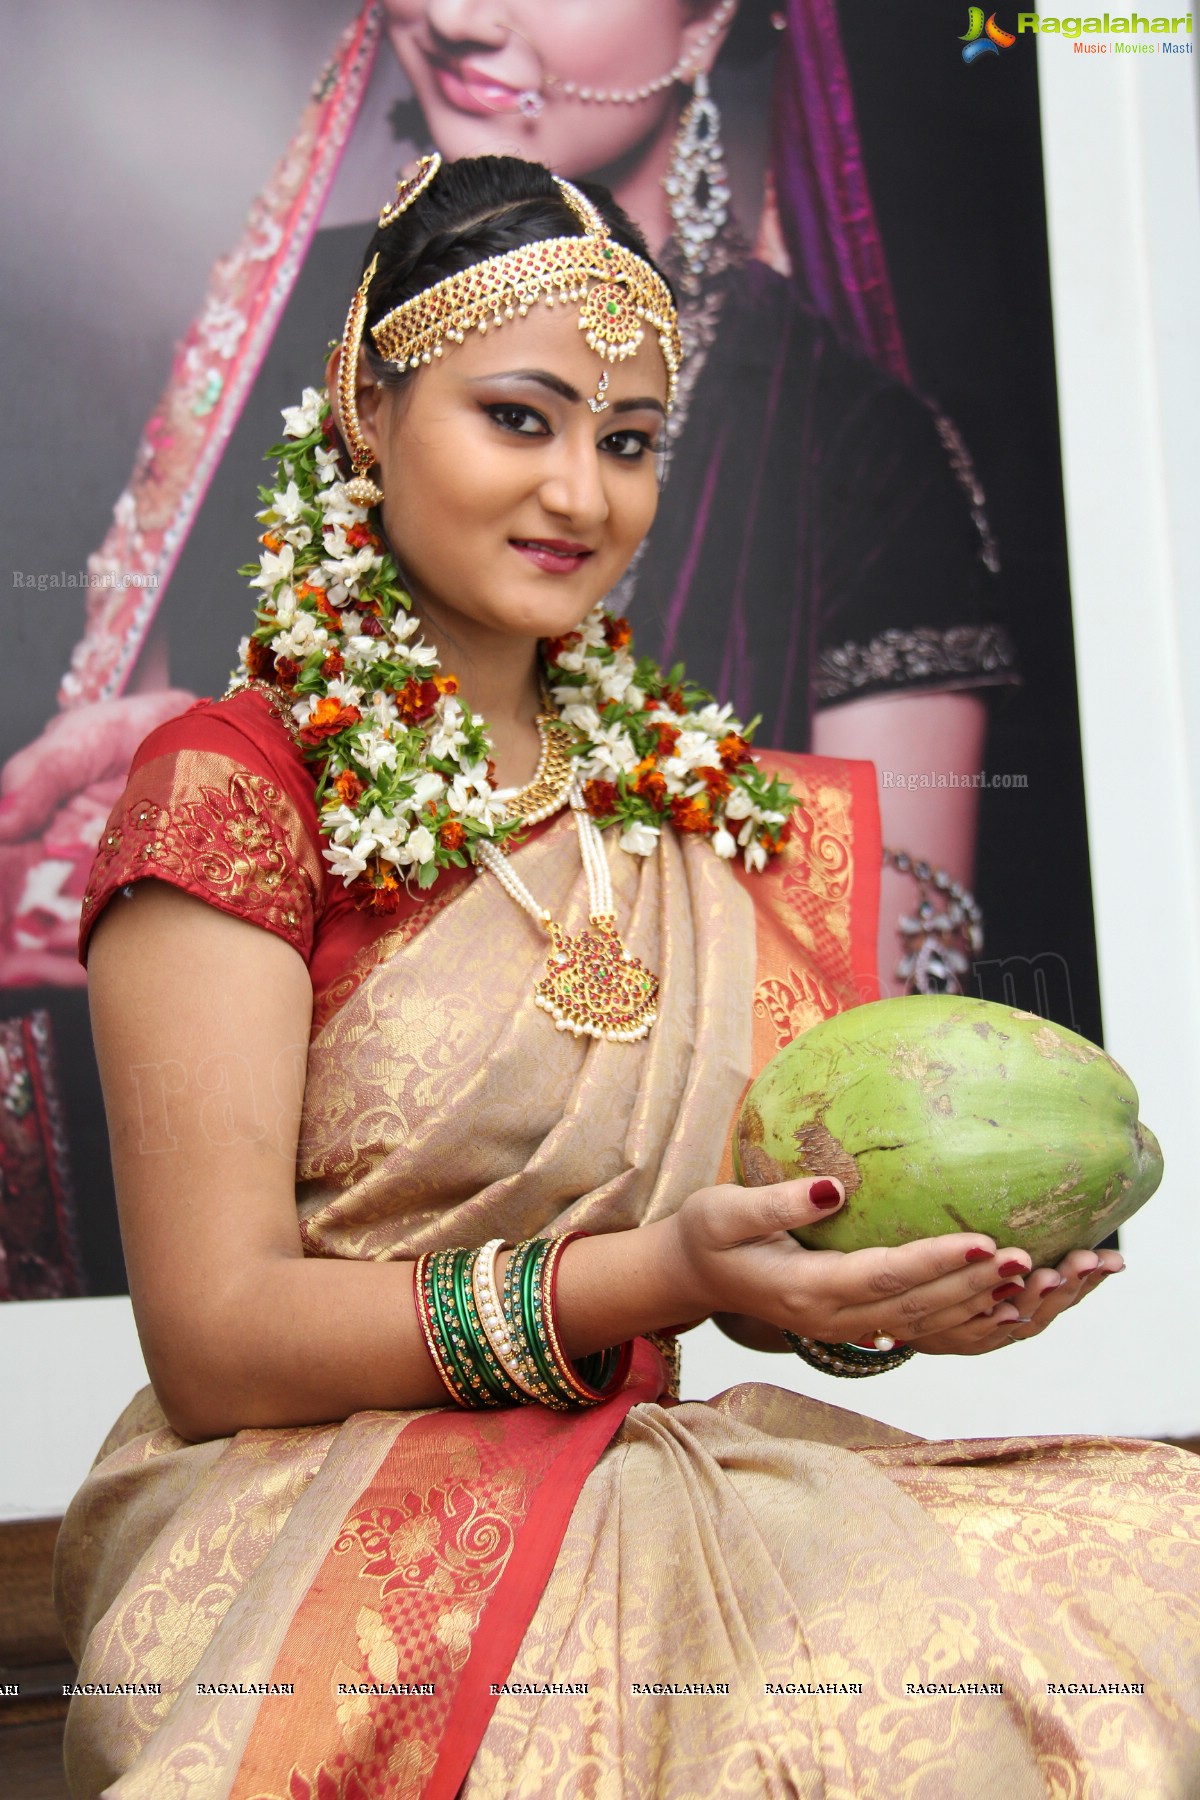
2, 44, 1197, 1521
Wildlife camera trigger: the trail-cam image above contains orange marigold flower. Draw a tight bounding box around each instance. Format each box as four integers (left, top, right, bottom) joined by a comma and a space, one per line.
321, 649, 345, 679
299, 696, 362, 746
393, 677, 440, 723
661, 685, 686, 716
582, 778, 619, 818
245, 637, 275, 681
273, 655, 301, 690
649, 720, 680, 757
697, 764, 732, 801
364, 864, 404, 913
603, 614, 632, 650
717, 732, 753, 771
669, 793, 713, 834
439, 819, 466, 851
344, 523, 376, 550
260, 531, 284, 553
632, 758, 668, 811
333, 769, 364, 807
433, 674, 459, 695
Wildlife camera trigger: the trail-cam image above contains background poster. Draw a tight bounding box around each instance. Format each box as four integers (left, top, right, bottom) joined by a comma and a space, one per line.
0, 0, 1099, 1302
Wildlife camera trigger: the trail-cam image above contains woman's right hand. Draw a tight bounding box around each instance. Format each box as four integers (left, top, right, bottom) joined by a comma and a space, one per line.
669, 1178, 1025, 1348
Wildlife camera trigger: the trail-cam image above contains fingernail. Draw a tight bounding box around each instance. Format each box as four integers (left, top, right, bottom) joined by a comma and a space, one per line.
810, 1179, 842, 1210
964, 1248, 992, 1264
992, 1282, 1024, 1301
997, 1259, 1027, 1277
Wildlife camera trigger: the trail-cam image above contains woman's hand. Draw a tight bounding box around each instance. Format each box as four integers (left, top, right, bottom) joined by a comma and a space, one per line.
669, 1177, 1034, 1348
908, 1246, 1125, 1355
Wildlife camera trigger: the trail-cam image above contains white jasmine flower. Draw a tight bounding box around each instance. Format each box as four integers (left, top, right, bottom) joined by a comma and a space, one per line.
358, 729, 398, 778
314, 444, 341, 485
282, 523, 313, 551
620, 821, 661, 857
712, 826, 737, 860
281, 387, 325, 439
405, 640, 440, 669
409, 771, 447, 808
724, 788, 755, 822
325, 675, 364, 707
559, 701, 602, 735
406, 824, 436, 865
270, 615, 329, 659
250, 542, 294, 592
323, 841, 370, 884
555, 650, 585, 673
368, 691, 400, 729
743, 839, 768, 874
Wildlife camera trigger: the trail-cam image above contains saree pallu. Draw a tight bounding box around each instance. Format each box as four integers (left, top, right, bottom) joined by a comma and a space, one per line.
59, 694, 1200, 1798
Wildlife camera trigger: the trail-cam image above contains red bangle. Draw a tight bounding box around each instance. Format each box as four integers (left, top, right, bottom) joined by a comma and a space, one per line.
540, 1230, 632, 1404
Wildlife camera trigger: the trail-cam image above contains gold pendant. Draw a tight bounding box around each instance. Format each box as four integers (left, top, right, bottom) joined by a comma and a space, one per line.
534, 916, 658, 1043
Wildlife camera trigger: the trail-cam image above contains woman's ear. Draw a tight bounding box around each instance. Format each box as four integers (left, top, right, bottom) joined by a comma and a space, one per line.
324, 345, 387, 464
678, 0, 737, 79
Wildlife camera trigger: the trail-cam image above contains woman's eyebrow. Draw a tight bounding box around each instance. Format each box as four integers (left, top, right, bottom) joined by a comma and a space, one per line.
469, 369, 665, 417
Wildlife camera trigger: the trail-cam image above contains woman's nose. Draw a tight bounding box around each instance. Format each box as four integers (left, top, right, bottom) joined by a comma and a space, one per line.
537, 439, 611, 534
424, 0, 511, 50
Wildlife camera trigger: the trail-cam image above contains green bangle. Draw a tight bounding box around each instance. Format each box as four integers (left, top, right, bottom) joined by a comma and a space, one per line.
430, 1248, 498, 1407
501, 1239, 571, 1410
520, 1238, 577, 1406
422, 1251, 479, 1407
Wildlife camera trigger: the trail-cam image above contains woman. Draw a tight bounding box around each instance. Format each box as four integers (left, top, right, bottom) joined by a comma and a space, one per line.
54, 156, 1198, 1800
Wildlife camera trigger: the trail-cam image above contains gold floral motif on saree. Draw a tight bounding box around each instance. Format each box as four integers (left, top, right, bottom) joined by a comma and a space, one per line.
82, 749, 324, 954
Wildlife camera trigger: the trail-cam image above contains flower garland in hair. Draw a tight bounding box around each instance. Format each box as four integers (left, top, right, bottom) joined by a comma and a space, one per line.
232, 388, 795, 912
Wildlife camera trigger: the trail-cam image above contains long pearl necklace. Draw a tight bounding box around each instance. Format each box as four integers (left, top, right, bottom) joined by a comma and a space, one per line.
474, 717, 659, 1044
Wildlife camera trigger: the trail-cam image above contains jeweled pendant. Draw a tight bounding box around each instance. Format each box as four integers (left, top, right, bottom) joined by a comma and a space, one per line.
534, 917, 658, 1043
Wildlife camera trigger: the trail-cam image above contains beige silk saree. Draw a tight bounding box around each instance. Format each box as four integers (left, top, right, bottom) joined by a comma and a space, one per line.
57, 692, 1200, 1799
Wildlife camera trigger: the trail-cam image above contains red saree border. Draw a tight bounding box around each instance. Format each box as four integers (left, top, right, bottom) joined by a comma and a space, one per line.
231, 1337, 668, 1800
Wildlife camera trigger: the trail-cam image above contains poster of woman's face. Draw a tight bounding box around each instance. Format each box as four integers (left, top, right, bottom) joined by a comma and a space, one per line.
0, 0, 1098, 1300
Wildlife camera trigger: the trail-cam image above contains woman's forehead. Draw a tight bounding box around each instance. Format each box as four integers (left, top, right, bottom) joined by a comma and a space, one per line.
409, 300, 671, 408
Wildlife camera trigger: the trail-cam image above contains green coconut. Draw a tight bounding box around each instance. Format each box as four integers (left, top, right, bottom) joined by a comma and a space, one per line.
733, 995, 1163, 1265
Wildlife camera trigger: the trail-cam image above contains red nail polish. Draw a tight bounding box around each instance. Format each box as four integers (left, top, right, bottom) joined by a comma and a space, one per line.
810, 1179, 841, 1210
992, 1282, 1024, 1301
997, 1259, 1026, 1278
964, 1248, 991, 1264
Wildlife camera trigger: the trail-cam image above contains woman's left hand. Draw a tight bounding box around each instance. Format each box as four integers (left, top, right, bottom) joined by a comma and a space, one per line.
907, 1246, 1125, 1356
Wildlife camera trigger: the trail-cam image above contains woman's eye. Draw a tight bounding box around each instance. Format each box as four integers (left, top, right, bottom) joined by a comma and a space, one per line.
602, 430, 658, 460
485, 403, 549, 436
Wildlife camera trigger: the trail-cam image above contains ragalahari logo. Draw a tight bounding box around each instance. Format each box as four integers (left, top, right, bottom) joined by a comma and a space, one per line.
961, 7, 1018, 57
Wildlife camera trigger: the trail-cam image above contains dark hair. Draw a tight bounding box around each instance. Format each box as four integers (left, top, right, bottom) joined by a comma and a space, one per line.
358, 155, 673, 384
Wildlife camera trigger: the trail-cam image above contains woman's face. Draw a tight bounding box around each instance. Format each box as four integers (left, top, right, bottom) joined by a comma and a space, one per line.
346, 303, 667, 647
382, 0, 710, 176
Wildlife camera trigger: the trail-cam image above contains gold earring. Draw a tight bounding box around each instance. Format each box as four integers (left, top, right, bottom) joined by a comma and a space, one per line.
339, 254, 385, 508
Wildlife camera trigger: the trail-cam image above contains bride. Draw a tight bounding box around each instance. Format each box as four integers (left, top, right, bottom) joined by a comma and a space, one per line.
56, 153, 1197, 1800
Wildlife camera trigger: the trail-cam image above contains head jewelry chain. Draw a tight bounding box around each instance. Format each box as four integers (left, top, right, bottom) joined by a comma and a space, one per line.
337, 154, 682, 507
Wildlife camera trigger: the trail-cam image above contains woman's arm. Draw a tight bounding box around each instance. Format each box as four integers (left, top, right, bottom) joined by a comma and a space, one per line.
811, 689, 988, 998
92, 881, 1061, 1440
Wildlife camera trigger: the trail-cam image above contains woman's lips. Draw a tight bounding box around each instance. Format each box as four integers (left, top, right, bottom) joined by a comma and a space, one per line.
510, 540, 594, 575
424, 50, 531, 117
